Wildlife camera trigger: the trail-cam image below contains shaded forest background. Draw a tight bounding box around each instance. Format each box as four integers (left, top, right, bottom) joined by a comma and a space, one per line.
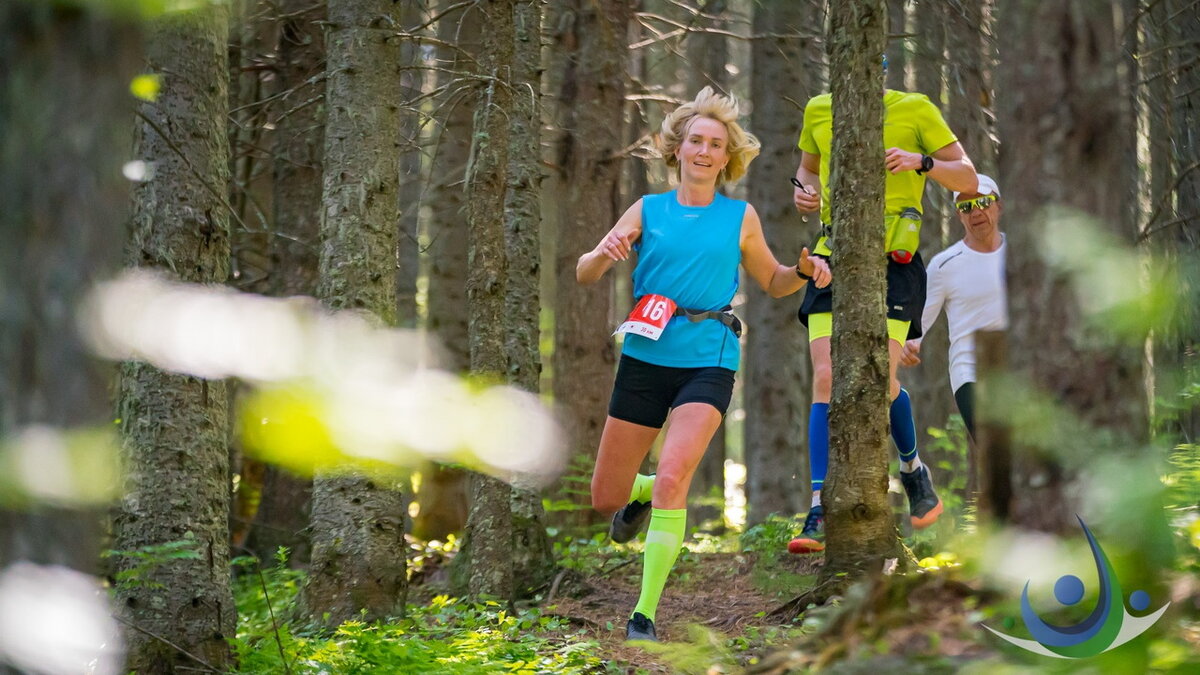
1, 0, 1199, 673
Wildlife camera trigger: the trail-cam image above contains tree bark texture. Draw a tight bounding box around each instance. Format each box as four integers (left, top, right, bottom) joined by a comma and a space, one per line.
415, 0, 482, 541
465, 0, 517, 601
903, 0, 955, 468
227, 0, 276, 297
550, 0, 633, 528
305, 0, 408, 625
244, 0, 328, 568
114, 6, 237, 672
996, 0, 1146, 533
505, 0, 556, 596
744, 0, 822, 525
822, 0, 904, 578
1158, 0, 1200, 440
272, 0, 326, 300
686, 0, 730, 533
884, 0, 907, 90
396, 1, 424, 327
0, 3, 140, 575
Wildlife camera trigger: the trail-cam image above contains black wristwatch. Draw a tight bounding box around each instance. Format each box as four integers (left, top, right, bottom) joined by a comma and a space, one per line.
795, 266, 813, 281
916, 154, 934, 175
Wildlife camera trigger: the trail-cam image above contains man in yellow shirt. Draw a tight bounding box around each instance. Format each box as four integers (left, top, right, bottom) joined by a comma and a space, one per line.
788, 64, 979, 554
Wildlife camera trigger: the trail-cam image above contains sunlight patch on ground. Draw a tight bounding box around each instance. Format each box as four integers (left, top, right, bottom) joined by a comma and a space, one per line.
725, 460, 746, 530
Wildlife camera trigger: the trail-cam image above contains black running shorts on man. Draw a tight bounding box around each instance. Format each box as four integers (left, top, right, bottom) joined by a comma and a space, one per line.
608, 354, 735, 429
797, 252, 928, 340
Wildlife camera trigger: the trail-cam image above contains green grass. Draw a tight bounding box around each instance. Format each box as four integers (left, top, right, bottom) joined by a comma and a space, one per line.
231, 563, 604, 675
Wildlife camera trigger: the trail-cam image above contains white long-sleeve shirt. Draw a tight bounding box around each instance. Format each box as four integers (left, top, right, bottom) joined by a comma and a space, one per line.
916, 235, 1008, 392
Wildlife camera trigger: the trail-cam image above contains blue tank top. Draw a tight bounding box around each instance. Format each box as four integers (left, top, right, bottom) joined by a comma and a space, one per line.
621, 190, 745, 370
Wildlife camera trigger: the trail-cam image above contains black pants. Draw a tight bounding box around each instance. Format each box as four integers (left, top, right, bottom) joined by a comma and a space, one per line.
954, 382, 976, 440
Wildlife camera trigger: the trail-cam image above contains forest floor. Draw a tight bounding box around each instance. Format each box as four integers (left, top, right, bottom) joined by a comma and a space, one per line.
457, 522, 1200, 675
537, 545, 1000, 674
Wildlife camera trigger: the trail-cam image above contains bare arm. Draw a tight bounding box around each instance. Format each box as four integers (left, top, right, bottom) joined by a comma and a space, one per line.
577, 199, 643, 285
901, 260, 947, 367
884, 141, 978, 194
740, 203, 831, 298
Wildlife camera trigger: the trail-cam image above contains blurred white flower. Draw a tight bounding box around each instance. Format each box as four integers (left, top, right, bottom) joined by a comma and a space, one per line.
78, 271, 564, 482
0, 563, 122, 675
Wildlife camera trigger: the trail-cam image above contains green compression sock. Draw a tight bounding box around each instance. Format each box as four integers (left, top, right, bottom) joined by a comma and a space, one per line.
632, 508, 686, 622
629, 473, 655, 503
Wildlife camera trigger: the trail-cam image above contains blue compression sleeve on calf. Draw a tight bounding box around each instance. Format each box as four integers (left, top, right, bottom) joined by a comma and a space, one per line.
890, 388, 918, 463
809, 403, 829, 489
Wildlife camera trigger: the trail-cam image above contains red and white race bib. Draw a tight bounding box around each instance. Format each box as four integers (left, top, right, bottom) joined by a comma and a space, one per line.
614, 294, 677, 341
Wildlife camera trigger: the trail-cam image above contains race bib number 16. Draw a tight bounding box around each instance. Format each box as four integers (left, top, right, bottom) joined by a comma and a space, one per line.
614, 294, 677, 341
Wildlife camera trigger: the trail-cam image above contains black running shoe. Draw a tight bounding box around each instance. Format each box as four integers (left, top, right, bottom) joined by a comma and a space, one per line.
625, 612, 658, 642
900, 465, 943, 529
787, 504, 825, 554
609, 499, 652, 543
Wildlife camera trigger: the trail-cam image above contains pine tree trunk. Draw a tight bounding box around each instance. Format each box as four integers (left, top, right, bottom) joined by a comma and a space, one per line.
549, 1, 633, 529
396, 1, 424, 328
505, 0, 557, 596
822, 0, 905, 579
416, 1, 479, 541
1161, 0, 1200, 440
884, 0, 907, 90
244, 0, 327, 568
464, 0, 517, 601
305, 0, 407, 625
114, 6, 237, 671
904, 0, 954, 472
686, 0, 731, 533
996, 0, 1146, 533
744, 0, 821, 526
0, 2, 139, 575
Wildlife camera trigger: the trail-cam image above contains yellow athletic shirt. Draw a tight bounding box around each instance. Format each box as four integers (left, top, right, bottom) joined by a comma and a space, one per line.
797, 89, 957, 226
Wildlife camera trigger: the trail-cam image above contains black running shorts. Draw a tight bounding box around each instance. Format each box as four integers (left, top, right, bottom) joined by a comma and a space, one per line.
797, 251, 928, 340
608, 354, 736, 429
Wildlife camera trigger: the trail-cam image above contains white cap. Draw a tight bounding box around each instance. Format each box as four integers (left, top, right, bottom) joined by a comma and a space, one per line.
953, 174, 1000, 202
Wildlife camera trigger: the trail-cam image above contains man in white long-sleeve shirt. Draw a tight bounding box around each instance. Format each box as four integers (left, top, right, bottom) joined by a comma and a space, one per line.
900, 174, 1006, 439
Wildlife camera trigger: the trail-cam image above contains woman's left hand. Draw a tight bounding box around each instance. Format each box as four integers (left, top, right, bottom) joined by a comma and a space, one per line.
799, 248, 831, 288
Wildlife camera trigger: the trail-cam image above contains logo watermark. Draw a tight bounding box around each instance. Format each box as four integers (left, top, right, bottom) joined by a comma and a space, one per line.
984, 516, 1170, 659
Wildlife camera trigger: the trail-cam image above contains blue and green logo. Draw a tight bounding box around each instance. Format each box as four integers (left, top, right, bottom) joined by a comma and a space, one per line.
984, 516, 1170, 659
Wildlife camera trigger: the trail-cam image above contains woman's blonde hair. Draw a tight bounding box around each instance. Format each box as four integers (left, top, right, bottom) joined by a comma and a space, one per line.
658, 86, 761, 186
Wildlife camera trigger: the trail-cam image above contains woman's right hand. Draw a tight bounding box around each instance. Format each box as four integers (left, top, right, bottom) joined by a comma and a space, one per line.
599, 230, 633, 261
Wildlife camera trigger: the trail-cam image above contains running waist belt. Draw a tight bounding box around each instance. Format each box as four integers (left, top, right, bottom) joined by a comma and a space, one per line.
675, 305, 742, 338
812, 207, 923, 261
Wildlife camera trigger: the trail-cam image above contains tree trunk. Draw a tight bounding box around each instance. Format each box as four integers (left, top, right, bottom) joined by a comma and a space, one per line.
396, 1, 424, 328
686, 0, 731, 534
1158, 0, 1200, 441
822, 0, 905, 579
464, 0, 516, 602
996, 0, 1146, 533
903, 0, 955, 472
744, 0, 821, 526
884, 0, 907, 90
243, 0, 328, 569
305, 0, 407, 625
549, 0, 632, 529
0, 2, 139, 574
416, 1, 480, 541
505, 0, 557, 596
114, 6, 237, 672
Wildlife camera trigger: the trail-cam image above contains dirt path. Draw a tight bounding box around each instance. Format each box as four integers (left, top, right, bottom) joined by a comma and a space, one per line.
545, 551, 826, 672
